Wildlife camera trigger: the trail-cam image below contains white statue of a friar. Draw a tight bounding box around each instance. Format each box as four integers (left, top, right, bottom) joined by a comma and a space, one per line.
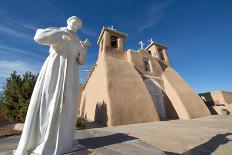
14, 16, 90, 155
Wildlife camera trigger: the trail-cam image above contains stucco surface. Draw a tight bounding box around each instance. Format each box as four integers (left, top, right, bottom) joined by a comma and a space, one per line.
80, 56, 111, 126
105, 52, 159, 126
222, 91, 232, 105
199, 91, 232, 106
162, 67, 210, 119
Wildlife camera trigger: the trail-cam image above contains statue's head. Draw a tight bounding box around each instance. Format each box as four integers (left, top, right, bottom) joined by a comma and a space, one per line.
67, 16, 83, 32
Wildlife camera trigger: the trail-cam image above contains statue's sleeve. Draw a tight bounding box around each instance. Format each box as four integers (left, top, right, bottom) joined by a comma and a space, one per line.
34, 27, 64, 46
76, 42, 87, 65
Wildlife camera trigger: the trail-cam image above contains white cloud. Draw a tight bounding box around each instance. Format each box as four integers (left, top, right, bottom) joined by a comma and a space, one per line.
0, 15, 39, 41
0, 4, 94, 39
0, 24, 32, 40
0, 50, 7, 54
138, 0, 174, 32
3, 19, 38, 31
138, 13, 165, 31
0, 44, 43, 58
0, 60, 40, 79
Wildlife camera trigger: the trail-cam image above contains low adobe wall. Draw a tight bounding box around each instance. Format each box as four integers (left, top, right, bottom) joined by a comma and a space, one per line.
199, 91, 232, 106
222, 91, 232, 105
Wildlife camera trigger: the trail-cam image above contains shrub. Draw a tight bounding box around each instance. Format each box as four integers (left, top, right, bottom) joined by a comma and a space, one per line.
0, 71, 38, 122
76, 116, 87, 128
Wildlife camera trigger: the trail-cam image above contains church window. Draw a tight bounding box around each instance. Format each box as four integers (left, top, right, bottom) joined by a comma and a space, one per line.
111, 36, 118, 48
158, 47, 165, 60
144, 58, 151, 71
148, 50, 152, 56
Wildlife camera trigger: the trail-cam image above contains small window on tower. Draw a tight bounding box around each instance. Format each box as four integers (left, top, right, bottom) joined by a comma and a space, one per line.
158, 47, 165, 60
148, 50, 152, 56
144, 58, 151, 71
111, 36, 118, 48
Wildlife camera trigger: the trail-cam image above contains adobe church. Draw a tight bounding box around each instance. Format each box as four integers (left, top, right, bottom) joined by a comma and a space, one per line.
79, 27, 211, 126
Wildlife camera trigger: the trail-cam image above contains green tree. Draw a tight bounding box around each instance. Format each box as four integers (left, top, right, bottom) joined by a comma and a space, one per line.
0, 71, 38, 122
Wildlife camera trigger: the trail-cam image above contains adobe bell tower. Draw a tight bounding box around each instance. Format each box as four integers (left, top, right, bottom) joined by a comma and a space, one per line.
146, 42, 171, 66
97, 27, 128, 55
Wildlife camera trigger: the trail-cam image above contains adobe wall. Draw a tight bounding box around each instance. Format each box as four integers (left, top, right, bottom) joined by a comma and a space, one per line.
126, 49, 163, 78
199, 91, 232, 106
162, 67, 211, 119
212, 104, 232, 115
210, 91, 225, 105
80, 56, 111, 126
222, 91, 232, 105
126, 50, 179, 119
104, 51, 160, 126
199, 92, 216, 105
80, 50, 160, 126
126, 49, 164, 92
162, 93, 179, 119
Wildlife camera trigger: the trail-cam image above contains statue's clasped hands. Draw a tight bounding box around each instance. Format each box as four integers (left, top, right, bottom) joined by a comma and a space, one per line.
81, 39, 91, 48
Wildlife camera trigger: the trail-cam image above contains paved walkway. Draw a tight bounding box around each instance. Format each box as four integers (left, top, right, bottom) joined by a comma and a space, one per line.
85, 115, 232, 155
0, 115, 231, 155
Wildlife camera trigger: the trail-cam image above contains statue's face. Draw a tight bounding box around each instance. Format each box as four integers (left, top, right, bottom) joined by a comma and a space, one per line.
67, 19, 80, 32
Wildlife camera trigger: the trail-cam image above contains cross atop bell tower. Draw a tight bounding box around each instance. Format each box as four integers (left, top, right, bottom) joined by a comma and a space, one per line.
139, 41, 145, 49
97, 27, 128, 54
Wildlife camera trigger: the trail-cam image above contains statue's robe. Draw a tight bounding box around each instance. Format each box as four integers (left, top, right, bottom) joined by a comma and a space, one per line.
15, 27, 87, 155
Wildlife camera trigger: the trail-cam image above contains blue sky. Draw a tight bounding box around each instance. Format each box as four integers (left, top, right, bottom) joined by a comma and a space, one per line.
0, 0, 231, 93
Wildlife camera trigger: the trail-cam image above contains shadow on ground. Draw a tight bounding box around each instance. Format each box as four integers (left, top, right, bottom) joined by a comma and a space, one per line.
164, 133, 232, 155
78, 133, 138, 149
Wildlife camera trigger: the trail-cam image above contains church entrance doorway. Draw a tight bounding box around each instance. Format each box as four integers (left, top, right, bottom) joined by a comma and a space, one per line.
144, 78, 166, 119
